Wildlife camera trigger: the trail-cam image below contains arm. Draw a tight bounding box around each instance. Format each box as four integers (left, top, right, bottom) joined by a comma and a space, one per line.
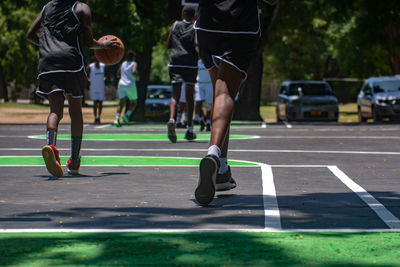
263, 0, 278, 5
75, 3, 119, 49
26, 12, 42, 46
131, 63, 140, 82
166, 22, 176, 49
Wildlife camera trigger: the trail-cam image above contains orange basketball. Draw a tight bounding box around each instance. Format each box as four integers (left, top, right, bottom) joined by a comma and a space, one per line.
94, 35, 125, 65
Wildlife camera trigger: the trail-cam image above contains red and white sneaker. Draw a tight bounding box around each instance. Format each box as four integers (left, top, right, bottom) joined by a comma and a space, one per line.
67, 157, 80, 175
42, 145, 63, 177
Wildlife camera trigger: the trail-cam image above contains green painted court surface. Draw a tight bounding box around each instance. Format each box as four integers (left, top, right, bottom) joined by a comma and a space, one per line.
0, 232, 399, 266
0, 156, 258, 166
29, 133, 258, 141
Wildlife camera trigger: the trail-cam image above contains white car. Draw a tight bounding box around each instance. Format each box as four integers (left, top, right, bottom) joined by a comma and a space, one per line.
144, 85, 172, 118
357, 76, 400, 122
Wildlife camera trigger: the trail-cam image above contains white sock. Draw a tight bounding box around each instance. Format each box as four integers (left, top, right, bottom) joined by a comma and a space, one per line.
207, 145, 221, 158
187, 125, 193, 132
115, 113, 120, 121
184, 113, 188, 122
218, 157, 228, 174
169, 118, 175, 123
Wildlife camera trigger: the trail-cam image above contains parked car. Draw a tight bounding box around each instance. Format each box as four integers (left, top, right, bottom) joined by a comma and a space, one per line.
276, 81, 339, 122
357, 76, 400, 122
144, 85, 172, 118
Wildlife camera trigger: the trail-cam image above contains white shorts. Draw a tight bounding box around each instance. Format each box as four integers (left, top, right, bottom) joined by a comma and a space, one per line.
90, 90, 105, 101
196, 82, 213, 105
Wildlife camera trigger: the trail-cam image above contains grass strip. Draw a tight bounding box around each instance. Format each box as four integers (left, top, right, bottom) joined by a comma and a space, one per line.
0, 232, 399, 266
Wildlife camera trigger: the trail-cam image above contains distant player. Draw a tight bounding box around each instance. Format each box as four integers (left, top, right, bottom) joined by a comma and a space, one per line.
166, 6, 198, 143
194, 0, 277, 204
87, 57, 106, 124
27, 0, 119, 177
114, 50, 139, 127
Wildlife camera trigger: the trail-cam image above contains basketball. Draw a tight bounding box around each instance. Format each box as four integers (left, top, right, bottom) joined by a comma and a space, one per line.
94, 35, 125, 65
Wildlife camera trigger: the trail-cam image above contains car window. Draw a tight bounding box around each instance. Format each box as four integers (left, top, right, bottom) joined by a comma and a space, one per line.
279, 85, 288, 95
373, 80, 400, 93
288, 83, 330, 96
147, 88, 172, 99
363, 83, 372, 95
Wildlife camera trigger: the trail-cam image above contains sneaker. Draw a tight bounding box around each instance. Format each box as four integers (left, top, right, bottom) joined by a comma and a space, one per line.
195, 155, 220, 205
206, 123, 211, 132
67, 157, 80, 175
200, 120, 206, 131
184, 130, 197, 141
216, 166, 237, 191
114, 120, 121, 127
122, 115, 130, 125
42, 145, 63, 177
167, 120, 177, 143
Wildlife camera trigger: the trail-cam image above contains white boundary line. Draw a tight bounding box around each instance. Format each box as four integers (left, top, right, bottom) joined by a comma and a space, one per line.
328, 166, 400, 230
2, 148, 400, 156
260, 164, 282, 231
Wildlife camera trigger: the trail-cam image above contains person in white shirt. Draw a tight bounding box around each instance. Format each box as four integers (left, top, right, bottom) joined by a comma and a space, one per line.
86, 57, 106, 124
114, 50, 139, 127
195, 59, 213, 131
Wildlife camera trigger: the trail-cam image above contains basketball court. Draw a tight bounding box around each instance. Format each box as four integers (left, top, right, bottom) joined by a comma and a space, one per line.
1, 122, 399, 232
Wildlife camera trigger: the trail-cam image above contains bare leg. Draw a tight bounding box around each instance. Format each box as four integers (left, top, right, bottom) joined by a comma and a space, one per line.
47, 92, 65, 133
68, 96, 83, 167
93, 100, 98, 118
209, 62, 243, 153
169, 82, 182, 120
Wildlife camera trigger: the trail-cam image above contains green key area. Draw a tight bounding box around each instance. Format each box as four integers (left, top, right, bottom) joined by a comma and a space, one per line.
0, 232, 399, 266
29, 134, 259, 141
0, 156, 258, 167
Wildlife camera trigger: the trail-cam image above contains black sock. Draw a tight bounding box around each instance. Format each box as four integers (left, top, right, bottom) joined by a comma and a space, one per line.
71, 136, 82, 164
47, 129, 57, 146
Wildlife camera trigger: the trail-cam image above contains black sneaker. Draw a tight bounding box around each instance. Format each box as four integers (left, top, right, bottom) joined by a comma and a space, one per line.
216, 166, 237, 191
200, 120, 206, 131
206, 123, 211, 132
167, 120, 177, 143
185, 130, 197, 141
195, 155, 220, 205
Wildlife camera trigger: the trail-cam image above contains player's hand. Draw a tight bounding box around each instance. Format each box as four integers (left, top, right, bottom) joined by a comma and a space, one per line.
101, 38, 120, 49
263, 0, 278, 5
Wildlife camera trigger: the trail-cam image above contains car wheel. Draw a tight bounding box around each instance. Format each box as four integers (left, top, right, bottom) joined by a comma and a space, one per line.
358, 106, 367, 123
372, 106, 382, 122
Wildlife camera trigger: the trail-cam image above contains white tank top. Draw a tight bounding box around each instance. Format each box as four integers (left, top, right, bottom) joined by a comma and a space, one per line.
118, 61, 137, 89
197, 60, 211, 84
89, 63, 105, 91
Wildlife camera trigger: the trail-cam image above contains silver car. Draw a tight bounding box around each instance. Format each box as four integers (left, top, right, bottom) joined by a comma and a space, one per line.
276, 81, 339, 122
357, 76, 400, 122
144, 85, 172, 118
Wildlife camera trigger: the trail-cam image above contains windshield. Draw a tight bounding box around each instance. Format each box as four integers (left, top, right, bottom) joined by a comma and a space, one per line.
147, 88, 172, 99
373, 80, 400, 93
288, 83, 331, 96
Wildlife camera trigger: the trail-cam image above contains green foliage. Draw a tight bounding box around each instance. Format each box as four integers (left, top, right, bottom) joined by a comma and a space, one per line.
150, 42, 170, 84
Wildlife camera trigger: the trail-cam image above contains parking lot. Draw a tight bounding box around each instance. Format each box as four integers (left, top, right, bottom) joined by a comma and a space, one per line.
0, 121, 399, 232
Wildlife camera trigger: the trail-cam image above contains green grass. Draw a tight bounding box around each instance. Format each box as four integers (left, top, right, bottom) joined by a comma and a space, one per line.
0, 232, 399, 266
260, 103, 359, 123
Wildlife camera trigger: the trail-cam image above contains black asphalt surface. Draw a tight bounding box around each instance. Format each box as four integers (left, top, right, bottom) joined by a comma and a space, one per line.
0, 121, 399, 231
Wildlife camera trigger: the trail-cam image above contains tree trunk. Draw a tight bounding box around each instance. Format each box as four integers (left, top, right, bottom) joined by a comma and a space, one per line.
233, 2, 280, 121
0, 67, 8, 102
132, 47, 153, 121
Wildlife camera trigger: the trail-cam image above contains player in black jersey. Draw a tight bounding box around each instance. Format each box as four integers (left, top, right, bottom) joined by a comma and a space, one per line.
194, 0, 277, 205
166, 6, 198, 143
27, 0, 119, 177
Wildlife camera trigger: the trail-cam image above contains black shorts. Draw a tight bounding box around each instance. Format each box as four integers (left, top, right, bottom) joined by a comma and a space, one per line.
169, 67, 198, 84
196, 30, 259, 79
36, 70, 87, 98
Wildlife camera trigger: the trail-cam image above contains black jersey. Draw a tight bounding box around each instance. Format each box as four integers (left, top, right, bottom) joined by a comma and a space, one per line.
38, 0, 85, 76
194, 0, 260, 35
168, 20, 198, 68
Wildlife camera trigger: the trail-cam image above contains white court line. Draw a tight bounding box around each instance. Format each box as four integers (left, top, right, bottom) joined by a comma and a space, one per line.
260, 164, 282, 231
328, 166, 400, 230
2, 148, 400, 156
95, 124, 111, 129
